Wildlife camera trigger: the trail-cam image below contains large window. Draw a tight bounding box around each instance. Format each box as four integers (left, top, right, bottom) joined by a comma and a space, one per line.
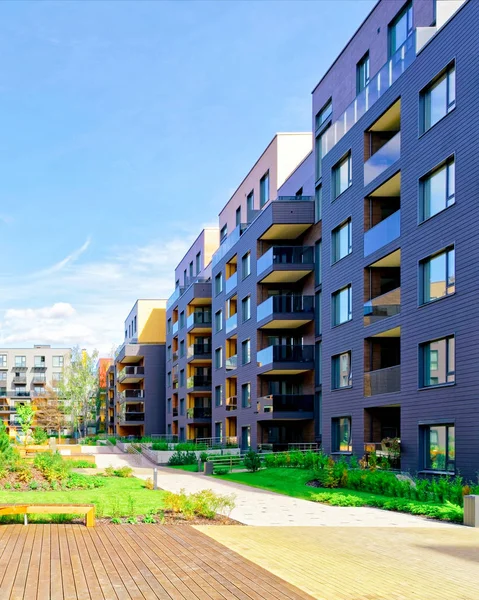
260, 172, 270, 208
214, 272, 223, 295
315, 341, 322, 387
315, 186, 322, 222
315, 291, 321, 336
242, 252, 251, 279
247, 190, 254, 214
179, 311, 185, 328
215, 347, 223, 369
332, 417, 352, 452
34, 356, 45, 367
215, 385, 222, 407
315, 99, 332, 131
332, 352, 352, 389
241, 383, 251, 408
388, 1, 413, 57
315, 241, 322, 286
332, 219, 352, 263
421, 246, 455, 304
236, 206, 241, 227
356, 52, 370, 94
422, 424, 455, 472
179, 340, 185, 358
332, 285, 352, 326
15, 356, 26, 368
215, 310, 223, 333
420, 335, 455, 387
421, 64, 456, 133
420, 158, 455, 221
195, 251, 201, 274
220, 225, 228, 242
242, 296, 251, 322
179, 369, 185, 387
332, 153, 352, 199
242, 339, 251, 365
0, 355, 7, 368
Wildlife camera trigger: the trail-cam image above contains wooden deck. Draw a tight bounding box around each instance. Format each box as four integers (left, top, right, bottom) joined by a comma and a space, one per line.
0, 524, 314, 600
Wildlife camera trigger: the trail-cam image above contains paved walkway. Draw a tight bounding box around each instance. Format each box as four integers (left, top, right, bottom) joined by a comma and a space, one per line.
95, 451, 456, 528
198, 526, 479, 600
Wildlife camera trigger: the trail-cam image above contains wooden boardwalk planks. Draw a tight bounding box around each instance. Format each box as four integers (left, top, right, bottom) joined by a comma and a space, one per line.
0, 525, 315, 600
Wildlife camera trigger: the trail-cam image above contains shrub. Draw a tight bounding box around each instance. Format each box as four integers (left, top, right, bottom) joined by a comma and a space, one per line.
104, 466, 115, 477
163, 488, 236, 520
214, 467, 229, 475
175, 443, 198, 452
199, 452, 209, 463
244, 451, 261, 473
34, 452, 70, 483
65, 473, 105, 489
28, 480, 39, 490
144, 478, 154, 490
68, 460, 94, 468
168, 451, 197, 466
107, 437, 117, 446
32, 428, 48, 445
113, 466, 133, 478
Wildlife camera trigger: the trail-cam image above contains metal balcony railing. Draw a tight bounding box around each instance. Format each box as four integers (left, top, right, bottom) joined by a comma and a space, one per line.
257, 345, 314, 367
187, 375, 212, 389
364, 365, 401, 397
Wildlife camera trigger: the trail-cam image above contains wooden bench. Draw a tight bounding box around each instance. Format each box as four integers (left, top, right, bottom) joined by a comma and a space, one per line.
0, 504, 95, 527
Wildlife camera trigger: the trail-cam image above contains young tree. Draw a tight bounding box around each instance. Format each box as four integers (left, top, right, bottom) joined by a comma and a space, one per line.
16, 403, 35, 447
34, 388, 67, 442
0, 421, 13, 458
59, 346, 99, 438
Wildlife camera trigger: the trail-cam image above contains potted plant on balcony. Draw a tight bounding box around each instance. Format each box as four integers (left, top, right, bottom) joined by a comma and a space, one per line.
381, 437, 400, 465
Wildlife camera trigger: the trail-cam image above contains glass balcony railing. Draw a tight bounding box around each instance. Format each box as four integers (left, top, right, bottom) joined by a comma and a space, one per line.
364, 132, 401, 186
186, 407, 212, 419
364, 365, 401, 397
257, 345, 314, 367
364, 210, 400, 256
172, 321, 179, 335
256, 394, 314, 413
225, 355, 237, 371
212, 224, 248, 266
187, 312, 212, 329
322, 33, 416, 157
118, 366, 145, 380
121, 413, 145, 423
257, 295, 314, 321
257, 246, 314, 276
119, 390, 145, 400
226, 396, 237, 411
225, 313, 237, 334
364, 288, 401, 325
187, 344, 212, 359
186, 375, 212, 389
225, 272, 238, 294
167, 287, 185, 310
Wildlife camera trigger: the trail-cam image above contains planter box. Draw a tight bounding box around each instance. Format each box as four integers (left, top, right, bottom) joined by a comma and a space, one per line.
141, 447, 240, 465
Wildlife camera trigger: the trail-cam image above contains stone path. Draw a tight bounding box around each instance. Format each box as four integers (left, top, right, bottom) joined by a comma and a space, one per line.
95, 450, 457, 528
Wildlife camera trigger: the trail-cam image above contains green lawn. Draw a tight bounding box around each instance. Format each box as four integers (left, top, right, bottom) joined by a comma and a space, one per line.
0, 477, 166, 517
167, 464, 200, 473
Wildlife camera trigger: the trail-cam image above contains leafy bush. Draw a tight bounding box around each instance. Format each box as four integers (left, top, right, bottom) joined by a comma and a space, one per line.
151, 442, 169, 451
28, 480, 39, 490
144, 478, 154, 490
65, 473, 105, 489
175, 443, 198, 452
107, 437, 117, 446
263, 451, 328, 471
214, 467, 229, 475
199, 452, 209, 463
104, 466, 115, 477
163, 488, 235, 520
244, 451, 261, 473
34, 452, 70, 483
168, 451, 197, 466
113, 466, 133, 478
68, 459, 94, 468
32, 428, 48, 445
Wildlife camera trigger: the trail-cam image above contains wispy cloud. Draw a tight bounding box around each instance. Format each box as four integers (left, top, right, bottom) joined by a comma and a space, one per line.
34, 237, 92, 277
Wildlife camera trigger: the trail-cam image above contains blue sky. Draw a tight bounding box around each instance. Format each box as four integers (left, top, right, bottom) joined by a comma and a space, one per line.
0, 0, 375, 353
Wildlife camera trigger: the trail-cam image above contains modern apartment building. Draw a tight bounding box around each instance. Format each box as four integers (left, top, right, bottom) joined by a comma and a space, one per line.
96, 357, 112, 433
113, 300, 167, 437
164, 0, 476, 478
0, 345, 71, 435
165, 228, 219, 442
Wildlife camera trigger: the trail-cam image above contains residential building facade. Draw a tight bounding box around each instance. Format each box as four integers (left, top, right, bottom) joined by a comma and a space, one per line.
113, 300, 167, 437
96, 357, 112, 433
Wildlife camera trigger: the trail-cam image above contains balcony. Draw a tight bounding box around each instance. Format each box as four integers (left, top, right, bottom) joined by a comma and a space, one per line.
32, 376, 46, 384
257, 345, 314, 374
11, 391, 30, 397
187, 312, 212, 332
172, 407, 179, 417
225, 272, 237, 295
212, 224, 248, 266
256, 395, 314, 419
120, 412, 145, 424
364, 365, 401, 397
12, 376, 27, 384
172, 321, 179, 335
225, 313, 237, 334
187, 344, 212, 362
322, 33, 415, 156
225, 355, 237, 371
0, 404, 13, 413
364, 210, 400, 257
364, 131, 401, 187
364, 288, 401, 326
167, 286, 185, 310
186, 375, 212, 392
226, 396, 237, 411
257, 246, 314, 283
186, 407, 212, 420
118, 390, 145, 401
118, 366, 145, 383
257, 295, 314, 329
172, 351, 179, 362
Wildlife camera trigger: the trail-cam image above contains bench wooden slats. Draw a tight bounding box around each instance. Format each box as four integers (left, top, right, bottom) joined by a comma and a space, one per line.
0, 504, 95, 527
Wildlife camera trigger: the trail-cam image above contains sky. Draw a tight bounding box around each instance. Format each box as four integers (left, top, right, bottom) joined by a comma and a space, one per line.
0, 0, 376, 355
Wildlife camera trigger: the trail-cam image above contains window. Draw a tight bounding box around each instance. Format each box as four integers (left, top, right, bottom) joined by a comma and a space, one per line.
180, 398, 185, 416
421, 246, 455, 304
179, 427, 185, 441
315, 99, 332, 131
215, 385, 223, 407
315, 291, 322, 336
247, 190, 254, 214
421, 64, 455, 133
167, 318, 172, 334
215, 272, 223, 295
315, 186, 322, 222
195, 251, 201, 275
179, 340, 185, 358
242, 339, 251, 365
388, 1, 413, 57
134, 316, 137, 333
0, 372, 7, 381
332, 352, 352, 389
53, 356, 64, 368
315, 241, 322, 286
179, 369, 185, 387
260, 172, 269, 207
420, 336, 455, 387
241, 383, 251, 408
215, 347, 223, 369
242, 252, 251, 279
420, 158, 455, 221
167, 372, 172, 387
0, 355, 6, 368
15, 356, 26, 368
356, 52, 370, 94
167, 346, 172, 361
332, 219, 352, 263
175, 279, 179, 289
422, 424, 455, 472
332, 285, 352, 326
332, 417, 352, 452
242, 296, 251, 322
189, 261, 193, 278
183, 269, 187, 285
315, 341, 322, 386
52, 372, 63, 382
236, 206, 241, 227
332, 153, 352, 199
179, 311, 185, 328
215, 310, 223, 333
167, 399, 171, 414
220, 224, 228, 242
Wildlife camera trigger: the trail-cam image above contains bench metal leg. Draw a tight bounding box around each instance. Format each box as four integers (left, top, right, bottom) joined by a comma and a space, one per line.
24, 514, 28, 526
